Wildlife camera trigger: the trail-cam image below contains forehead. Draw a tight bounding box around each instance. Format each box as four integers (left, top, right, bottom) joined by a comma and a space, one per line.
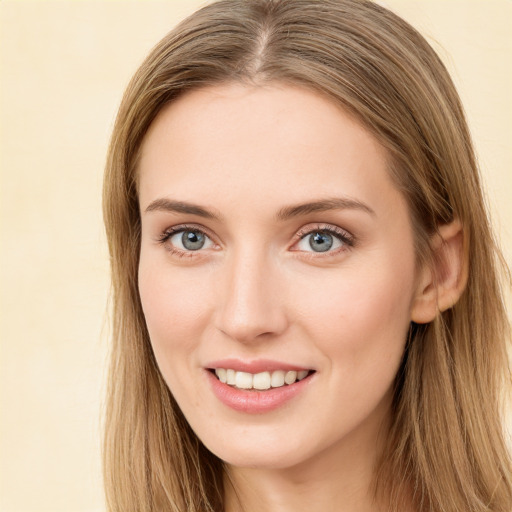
138, 82, 402, 219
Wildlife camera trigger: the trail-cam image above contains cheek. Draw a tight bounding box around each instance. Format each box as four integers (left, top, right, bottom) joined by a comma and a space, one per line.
292, 252, 415, 372
283, 254, 416, 445
138, 260, 214, 359
137, 261, 218, 415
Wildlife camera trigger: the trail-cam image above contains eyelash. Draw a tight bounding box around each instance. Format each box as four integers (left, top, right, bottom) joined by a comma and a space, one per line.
156, 223, 355, 258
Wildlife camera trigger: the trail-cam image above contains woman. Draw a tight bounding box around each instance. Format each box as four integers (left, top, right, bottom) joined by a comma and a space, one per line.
102, 0, 512, 510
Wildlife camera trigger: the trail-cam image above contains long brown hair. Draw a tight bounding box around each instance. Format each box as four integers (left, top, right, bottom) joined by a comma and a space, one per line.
102, 1, 512, 510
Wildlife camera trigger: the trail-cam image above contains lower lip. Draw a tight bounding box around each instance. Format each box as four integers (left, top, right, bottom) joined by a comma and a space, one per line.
205, 370, 313, 414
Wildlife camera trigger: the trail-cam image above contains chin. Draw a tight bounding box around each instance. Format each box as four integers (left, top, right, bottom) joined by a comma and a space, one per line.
199, 428, 323, 470
216, 449, 305, 470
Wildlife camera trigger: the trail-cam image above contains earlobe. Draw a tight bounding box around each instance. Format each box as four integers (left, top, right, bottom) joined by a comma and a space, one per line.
411, 220, 468, 324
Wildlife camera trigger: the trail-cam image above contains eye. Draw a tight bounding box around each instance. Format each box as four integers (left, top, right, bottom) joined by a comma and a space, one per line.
294, 227, 353, 253
160, 227, 215, 252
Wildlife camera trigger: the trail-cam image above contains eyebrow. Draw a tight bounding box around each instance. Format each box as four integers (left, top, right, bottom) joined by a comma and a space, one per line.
276, 197, 375, 220
143, 196, 375, 220
144, 198, 221, 219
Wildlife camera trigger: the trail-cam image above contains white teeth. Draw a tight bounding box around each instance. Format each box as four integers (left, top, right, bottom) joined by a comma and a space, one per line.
235, 371, 253, 389
226, 369, 236, 385
213, 368, 311, 390
297, 370, 308, 380
271, 370, 285, 387
215, 368, 227, 383
253, 371, 271, 390
284, 370, 297, 385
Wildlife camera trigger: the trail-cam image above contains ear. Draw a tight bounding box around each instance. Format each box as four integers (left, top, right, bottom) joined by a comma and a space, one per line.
411, 220, 468, 324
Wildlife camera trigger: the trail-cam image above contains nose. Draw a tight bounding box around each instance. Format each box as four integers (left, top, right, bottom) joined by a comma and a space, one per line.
215, 249, 289, 343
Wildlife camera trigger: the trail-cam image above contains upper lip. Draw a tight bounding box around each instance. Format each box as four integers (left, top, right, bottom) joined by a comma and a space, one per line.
205, 358, 313, 374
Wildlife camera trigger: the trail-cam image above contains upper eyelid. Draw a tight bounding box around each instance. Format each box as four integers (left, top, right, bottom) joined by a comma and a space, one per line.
159, 223, 216, 241
294, 224, 354, 241
158, 222, 351, 236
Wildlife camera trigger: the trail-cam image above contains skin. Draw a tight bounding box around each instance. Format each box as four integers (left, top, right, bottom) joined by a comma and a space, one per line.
137, 83, 428, 512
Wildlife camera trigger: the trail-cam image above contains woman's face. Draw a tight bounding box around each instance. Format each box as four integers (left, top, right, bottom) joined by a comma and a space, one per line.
138, 83, 422, 470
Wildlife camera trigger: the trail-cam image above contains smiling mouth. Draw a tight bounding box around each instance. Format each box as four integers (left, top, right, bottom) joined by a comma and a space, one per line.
209, 368, 315, 391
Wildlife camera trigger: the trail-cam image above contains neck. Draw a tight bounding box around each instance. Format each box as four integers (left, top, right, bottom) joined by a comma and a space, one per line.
224, 452, 377, 512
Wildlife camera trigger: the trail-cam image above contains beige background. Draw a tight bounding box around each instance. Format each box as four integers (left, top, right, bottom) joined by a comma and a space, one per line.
0, 1, 510, 511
